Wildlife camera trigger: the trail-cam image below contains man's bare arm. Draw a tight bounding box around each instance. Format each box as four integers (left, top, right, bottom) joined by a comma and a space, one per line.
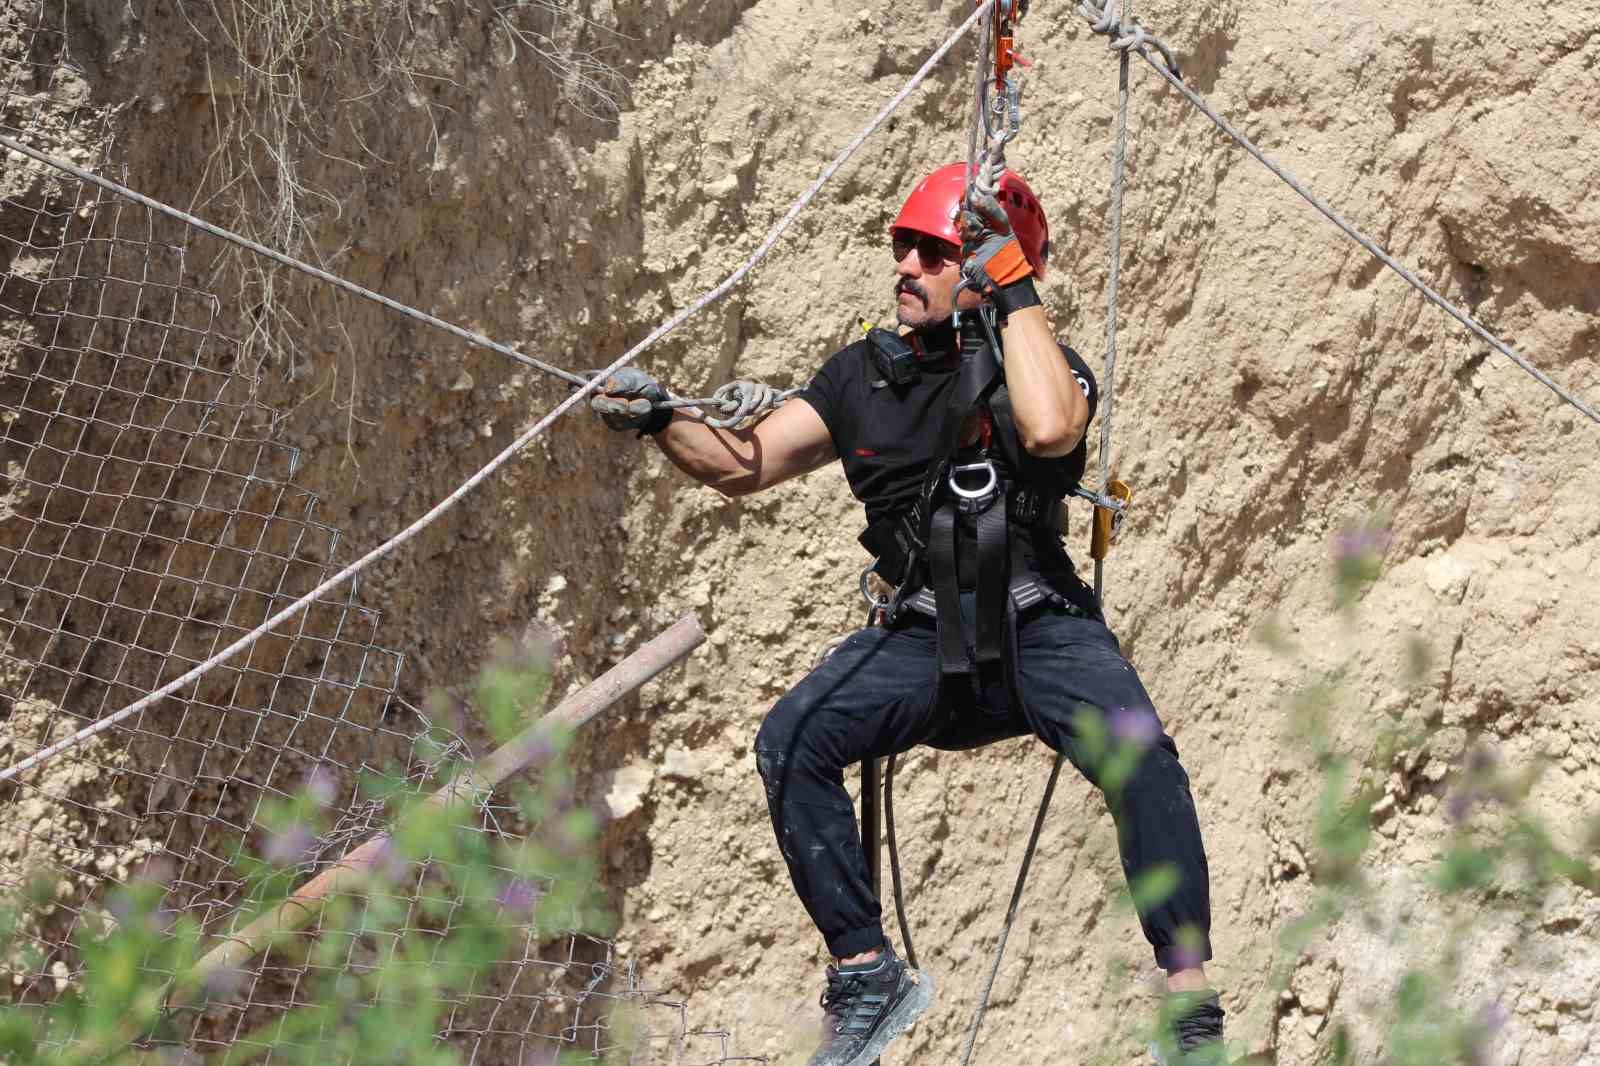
649, 396, 836, 497
999, 304, 1088, 458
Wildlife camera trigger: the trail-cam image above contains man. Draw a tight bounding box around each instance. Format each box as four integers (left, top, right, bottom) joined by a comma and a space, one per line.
592, 163, 1224, 1066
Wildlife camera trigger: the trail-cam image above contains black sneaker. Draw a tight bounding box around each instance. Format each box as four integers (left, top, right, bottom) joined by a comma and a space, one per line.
806, 942, 934, 1066
1150, 989, 1227, 1066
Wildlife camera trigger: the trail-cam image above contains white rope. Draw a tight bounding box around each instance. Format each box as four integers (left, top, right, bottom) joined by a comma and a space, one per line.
0, 3, 991, 785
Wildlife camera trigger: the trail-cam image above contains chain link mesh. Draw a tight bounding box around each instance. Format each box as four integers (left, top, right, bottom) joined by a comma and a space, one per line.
2, 6, 756, 1062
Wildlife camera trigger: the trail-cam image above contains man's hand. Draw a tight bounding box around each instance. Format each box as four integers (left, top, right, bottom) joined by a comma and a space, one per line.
588, 366, 673, 436
959, 155, 1034, 297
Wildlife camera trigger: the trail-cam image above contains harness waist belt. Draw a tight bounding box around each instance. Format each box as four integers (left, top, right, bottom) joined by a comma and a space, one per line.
899, 576, 1076, 620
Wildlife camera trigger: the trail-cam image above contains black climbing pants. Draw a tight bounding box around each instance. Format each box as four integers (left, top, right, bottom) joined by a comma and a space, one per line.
754, 601, 1213, 968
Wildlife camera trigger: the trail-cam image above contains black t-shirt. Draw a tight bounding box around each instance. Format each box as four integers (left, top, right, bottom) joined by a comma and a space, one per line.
795, 336, 1099, 527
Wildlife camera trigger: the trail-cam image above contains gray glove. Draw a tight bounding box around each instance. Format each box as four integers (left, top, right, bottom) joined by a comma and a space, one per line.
587, 367, 673, 435
958, 152, 1019, 294
958, 148, 1041, 317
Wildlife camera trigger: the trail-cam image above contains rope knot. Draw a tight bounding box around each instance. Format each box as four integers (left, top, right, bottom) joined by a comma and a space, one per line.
703, 380, 787, 428
1075, 0, 1181, 77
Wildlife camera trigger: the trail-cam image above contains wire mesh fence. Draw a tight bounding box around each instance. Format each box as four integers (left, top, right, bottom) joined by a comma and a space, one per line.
1, 5, 754, 1062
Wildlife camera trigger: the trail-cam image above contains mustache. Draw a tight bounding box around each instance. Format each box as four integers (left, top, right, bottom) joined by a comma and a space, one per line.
896, 278, 928, 305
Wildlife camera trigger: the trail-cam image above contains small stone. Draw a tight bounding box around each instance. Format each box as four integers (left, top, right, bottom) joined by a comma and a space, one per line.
661, 747, 711, 781
449, 370, 474, 392
599, 761, 654, 820
1424, 552, 1472, 601
704, 173, 739, 199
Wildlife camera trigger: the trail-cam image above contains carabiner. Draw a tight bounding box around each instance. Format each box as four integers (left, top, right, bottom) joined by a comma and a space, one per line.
948, 460, 999, 501
979, 73, 1021, 147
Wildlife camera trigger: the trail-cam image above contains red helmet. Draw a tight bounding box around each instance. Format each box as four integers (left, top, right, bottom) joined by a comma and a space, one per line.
889, 163, 1050, 280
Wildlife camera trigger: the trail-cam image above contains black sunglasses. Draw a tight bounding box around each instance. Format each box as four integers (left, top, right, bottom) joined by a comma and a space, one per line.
891, 231, 960, 269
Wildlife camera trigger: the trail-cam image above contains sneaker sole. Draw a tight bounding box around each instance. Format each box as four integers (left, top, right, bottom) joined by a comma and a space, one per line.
841, 969, 936, 1066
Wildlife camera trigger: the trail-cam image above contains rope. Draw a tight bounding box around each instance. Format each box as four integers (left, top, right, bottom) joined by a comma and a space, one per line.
957, 756, 1067, 1066
883, 752, 918, 971
1075, 0, 1600, 427
0, 3, 992, 785
1092, 0, 1134, 604
656, 381, 801, 429
963, 6, 1137, 1061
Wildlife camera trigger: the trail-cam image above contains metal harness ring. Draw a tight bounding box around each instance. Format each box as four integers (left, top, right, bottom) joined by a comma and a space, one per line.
948, 460, 1000, 501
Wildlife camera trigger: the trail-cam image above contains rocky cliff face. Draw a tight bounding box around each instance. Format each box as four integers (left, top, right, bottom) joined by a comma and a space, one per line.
3, 0, 1596, 1062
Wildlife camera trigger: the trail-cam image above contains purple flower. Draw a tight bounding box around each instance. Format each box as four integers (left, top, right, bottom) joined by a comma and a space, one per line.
495, 879, 541, 918
367, 837, 410, 886
136, 856, 176, 888
1475, 999, 1509, 1035
1466, 999, 1509, 1065
106, 891, 137, 928
261, 823, 317, 866
303, 766, 339, 807
1466, 744, 1499, 777
1333, 523, 1391, 565
1166, 940, 1207, 973
1109, 707, 1160, 750
201, 964, 246, 1003
519, 621, 563, 666
1445, 788, 1477, 824
512, 733, 557, 774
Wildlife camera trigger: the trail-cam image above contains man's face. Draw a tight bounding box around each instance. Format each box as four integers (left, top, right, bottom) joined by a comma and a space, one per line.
892, 229, 981, 329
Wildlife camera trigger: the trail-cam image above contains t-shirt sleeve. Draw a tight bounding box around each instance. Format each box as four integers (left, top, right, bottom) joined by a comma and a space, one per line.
1061, 345, 1099, 425
792, 345, 854, 447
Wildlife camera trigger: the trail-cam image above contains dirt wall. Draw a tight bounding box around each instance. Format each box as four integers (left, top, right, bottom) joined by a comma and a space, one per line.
3, 0, 1597, 1062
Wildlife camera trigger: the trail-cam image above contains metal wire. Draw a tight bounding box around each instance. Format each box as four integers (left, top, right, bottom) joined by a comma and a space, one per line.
957, 756, 1067, 1066
0, 135, 590, 389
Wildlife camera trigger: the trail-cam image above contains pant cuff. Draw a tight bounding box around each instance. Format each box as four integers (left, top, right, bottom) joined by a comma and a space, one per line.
826, 924, 886, 960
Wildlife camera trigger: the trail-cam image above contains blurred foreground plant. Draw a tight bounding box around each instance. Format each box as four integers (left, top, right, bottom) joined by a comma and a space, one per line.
1261, 519, 1596, 1065
1086, 518, 1596, 1065
0, 643, 620, 1065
